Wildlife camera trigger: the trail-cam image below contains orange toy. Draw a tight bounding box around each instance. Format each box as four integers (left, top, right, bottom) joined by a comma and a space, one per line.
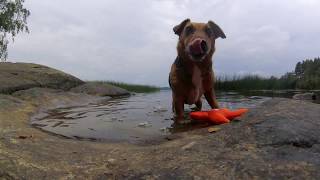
190, 108, 248, 124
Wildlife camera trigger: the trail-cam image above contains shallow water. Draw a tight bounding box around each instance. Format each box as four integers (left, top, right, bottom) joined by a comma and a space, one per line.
32, 90, 270, 143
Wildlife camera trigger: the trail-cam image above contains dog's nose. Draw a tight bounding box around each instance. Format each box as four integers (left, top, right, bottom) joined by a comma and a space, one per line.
189, 38, 207, 56
200, 40, 207, 52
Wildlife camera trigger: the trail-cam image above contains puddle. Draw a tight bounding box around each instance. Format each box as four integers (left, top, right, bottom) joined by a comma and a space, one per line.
31, 90, 270, 143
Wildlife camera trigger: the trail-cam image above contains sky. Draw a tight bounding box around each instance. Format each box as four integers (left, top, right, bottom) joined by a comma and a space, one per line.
8, 0, 320, 87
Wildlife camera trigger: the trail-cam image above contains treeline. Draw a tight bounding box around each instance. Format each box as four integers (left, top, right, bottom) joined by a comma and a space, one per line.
215, 57, 320, 90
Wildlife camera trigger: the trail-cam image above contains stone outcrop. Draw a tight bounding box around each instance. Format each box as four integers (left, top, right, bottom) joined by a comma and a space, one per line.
0, 62, 84, 94
70, 82, 130, 97
293, 92, 316, 100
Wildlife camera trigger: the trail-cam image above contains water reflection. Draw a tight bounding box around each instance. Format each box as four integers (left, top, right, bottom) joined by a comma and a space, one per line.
32, 90, 270, 143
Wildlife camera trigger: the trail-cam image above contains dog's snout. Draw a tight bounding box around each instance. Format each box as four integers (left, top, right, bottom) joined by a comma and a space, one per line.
200, 40, 207, 53
189, 38, 208, 59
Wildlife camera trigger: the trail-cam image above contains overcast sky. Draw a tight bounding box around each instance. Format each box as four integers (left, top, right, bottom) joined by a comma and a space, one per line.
8, 0, 320, 86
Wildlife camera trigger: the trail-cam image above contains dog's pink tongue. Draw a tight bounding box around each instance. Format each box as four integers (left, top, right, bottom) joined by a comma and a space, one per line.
190, 39, 203, 55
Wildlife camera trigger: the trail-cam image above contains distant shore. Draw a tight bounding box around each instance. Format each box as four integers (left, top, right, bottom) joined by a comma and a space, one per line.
88, 81, 160, 93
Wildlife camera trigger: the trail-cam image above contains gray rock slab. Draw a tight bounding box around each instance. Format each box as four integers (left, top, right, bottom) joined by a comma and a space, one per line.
70, 82, 130, 97
0, 62, 84, 94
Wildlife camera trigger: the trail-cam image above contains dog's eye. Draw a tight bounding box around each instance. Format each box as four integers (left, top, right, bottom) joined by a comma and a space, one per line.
184, 26, 194, 35
205, 27, 213, 36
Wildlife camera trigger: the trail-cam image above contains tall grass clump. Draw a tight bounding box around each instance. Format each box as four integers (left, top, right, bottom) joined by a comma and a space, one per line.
215, 57, 320, 91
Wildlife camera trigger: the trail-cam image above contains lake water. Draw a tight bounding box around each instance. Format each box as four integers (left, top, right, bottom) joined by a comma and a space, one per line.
31, 90, 270, 143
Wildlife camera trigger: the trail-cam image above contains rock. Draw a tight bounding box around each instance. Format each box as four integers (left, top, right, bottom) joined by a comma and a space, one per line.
12, 87, 111, 109
0, 62, 84, 94
107, 158, 116, 164
254, 99, 320, 148
17, 135, 33, 139
248, 96, 263, 99
1, 94, 320, 179
207, 127, 220, 133
159, 127, 170, 133
138, 122, 152, 128
0, 94, 25, 110
153, 106, 168, 113
70, 82, 130, 97
181, 141, 196, 150
293, 92, 316, 100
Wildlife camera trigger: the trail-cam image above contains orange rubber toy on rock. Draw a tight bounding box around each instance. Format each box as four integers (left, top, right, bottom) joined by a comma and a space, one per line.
190, 108, 248, 124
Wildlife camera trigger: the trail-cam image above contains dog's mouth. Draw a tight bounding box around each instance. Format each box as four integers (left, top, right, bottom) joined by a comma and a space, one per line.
188, 38, 208, 60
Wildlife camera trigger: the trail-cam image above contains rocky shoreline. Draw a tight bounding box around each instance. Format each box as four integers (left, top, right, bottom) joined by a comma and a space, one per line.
1, 63, 320, 179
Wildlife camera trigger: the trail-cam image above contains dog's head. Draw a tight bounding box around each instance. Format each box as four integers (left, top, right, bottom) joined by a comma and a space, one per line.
174, 19, 226, 61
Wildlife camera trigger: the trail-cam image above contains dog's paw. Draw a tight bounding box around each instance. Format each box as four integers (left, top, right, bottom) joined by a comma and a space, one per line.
174, 115, 191, 124
177, 119, 191, 124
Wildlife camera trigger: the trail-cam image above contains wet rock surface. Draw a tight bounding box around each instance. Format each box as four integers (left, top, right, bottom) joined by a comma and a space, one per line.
12, 87, 111, 109
1, 91, 320, 179
30, 90, 268, 144
0, 62, 84, 94
293, 92, 316, 101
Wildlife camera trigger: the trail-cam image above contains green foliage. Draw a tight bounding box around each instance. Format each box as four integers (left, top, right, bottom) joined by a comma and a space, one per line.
216, 57, 320, 90
294, 57, 320, 89
215, 74, 286, 91
0, 0, 30, 61
90, 81, 160, 93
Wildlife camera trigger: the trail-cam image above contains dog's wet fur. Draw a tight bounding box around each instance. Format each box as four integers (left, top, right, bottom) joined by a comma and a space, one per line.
169, 19, 226, 123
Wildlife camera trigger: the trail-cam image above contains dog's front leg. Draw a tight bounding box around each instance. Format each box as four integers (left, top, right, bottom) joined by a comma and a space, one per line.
195, 99, 202, 111
173, 97, 188, 123
204, 89, 219, 109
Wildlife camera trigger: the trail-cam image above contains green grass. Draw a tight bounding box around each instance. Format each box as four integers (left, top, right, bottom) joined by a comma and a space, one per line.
90, 81, 160, 93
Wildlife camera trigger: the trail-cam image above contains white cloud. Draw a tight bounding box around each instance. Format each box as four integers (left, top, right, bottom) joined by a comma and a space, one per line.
8, 0, 320, 86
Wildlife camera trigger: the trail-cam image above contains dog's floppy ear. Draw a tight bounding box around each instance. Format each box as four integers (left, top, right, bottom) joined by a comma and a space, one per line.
208, 20, 226, 39
173, 18, 190, 36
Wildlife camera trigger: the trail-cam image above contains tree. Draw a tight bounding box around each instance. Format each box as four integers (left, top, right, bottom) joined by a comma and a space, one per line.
295, 57, 320, 89
294, 62, 303, 77
0, 0, 30, 61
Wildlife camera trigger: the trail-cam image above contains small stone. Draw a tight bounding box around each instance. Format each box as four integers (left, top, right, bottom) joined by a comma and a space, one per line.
181, 141, 196, 150
138, 122, 152, 128
18, 135, 28, 139
208, 127, 220, 133
160, 127, 170, 133
10, 138, 18, 144
153, 106, 168, 112
107, 158, 116, 164
18, 135, 33, 139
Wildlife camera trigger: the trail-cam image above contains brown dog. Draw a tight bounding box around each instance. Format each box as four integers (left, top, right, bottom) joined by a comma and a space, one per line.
169, 19, 226, 123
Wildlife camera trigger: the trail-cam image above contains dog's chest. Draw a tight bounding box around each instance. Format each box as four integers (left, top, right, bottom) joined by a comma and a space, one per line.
186, 66, 204, 104
186, 88, 203, 105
